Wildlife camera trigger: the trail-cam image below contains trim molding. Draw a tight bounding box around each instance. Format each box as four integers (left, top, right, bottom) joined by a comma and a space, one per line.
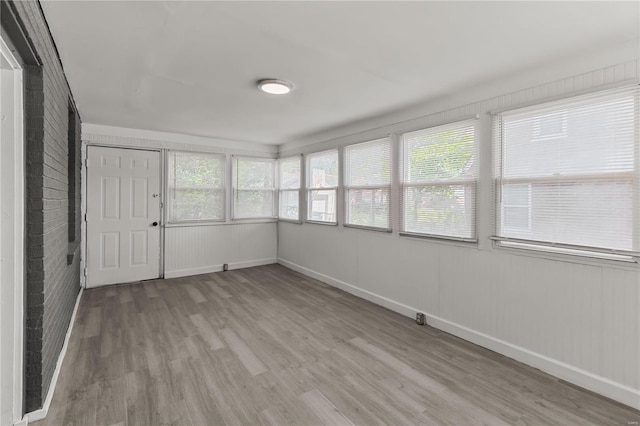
165, 258, 277, 279
278, 258, 417, 318
277, 258, 640, 411
82, 123, 277, 157
23, 287, 84, 424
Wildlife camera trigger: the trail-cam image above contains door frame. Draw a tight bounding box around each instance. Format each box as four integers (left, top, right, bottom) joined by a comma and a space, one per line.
0, 34, 25, 425
81, 144, 165, 288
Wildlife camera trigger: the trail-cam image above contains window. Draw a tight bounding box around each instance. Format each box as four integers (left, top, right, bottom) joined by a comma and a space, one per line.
401, 120, 477, 240
344, 138, 391, 230
494, 86, 639, 257
278, 156, 301, 221
306, 149, 338, 223
168, 151, 225, 222
233, 157, 276, 219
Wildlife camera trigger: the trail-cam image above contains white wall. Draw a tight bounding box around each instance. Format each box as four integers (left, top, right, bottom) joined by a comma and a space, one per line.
81, 125, 278, 281
164, 222, 276, 278
278, 57, 640, 409
0, 40, 24, 426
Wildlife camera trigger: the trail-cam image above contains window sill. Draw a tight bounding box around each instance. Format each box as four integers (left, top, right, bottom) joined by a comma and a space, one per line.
399, 231, 477, 244
232, 217, 278, 222
494, 240, 639, 269
344, 224, 392, 233
165, 219, 276, 228
278, 219, 303, 224
305, 220, 338, 226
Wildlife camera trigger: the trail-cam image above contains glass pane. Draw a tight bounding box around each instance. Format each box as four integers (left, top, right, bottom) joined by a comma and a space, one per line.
403, 185, 475, 238
308, 189, 337, 223
346, 188, 390, 229
345, 139, 391, 186
279, 157, 301, 189
503, 184, 530, 206
308, 151, 338, 188
501, 181, 633, 251
503, 206, 530, 230
235, 190, 274, 218
279, 190, 299, 220
503, 95, 635, 178
168, 152, 225, 222
236, 158, 274, 189
404, 124, 475, 183
171, 152, 224, 189
170, 188, 224, 222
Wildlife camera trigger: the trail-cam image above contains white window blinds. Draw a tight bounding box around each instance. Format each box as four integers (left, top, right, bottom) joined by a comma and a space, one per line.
494, 85, 639, 256
306, 149, 338, 223
401, 120, 477, 239
278, 156, 301, 221
233, 157, 276, 219
167, 151, 225, 222
344, 137, 391, 230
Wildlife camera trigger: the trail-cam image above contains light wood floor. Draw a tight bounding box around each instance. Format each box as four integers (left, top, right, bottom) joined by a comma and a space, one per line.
35, 264, 639, 426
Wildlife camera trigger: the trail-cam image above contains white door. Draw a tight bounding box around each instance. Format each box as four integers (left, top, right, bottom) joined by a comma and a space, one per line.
86, 146, 161, 287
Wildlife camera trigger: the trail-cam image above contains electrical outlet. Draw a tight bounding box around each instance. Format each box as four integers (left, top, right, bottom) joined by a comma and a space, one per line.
416, 312, 426, 326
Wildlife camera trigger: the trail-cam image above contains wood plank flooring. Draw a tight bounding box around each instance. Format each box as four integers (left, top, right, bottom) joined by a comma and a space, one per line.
34, 264, 639, 425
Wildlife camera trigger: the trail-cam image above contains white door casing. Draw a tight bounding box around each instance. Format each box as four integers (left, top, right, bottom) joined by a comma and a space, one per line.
0, 35, 25, 426
86, 146, 161, 287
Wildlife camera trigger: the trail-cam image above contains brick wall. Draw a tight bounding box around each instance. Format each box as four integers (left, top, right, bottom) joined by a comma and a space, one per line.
6, 0, 82, 412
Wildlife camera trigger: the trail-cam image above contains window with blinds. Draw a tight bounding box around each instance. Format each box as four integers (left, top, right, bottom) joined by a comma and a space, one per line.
278, 156, 301, 221
494, 85, 639, 258
232, 157, 276, 219
306, 149, 338, 224
168, 151, 225, 222
401, 120, 477, 240
344, 137, 391, 230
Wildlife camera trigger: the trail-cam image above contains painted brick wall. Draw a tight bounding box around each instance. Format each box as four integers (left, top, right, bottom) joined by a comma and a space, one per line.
7, 0, 82, 412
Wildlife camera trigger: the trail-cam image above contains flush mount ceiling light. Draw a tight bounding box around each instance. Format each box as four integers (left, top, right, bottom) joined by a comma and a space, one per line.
257, 79, 295, 95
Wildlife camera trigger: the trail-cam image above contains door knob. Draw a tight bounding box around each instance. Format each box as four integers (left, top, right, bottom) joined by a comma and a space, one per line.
152, 221, 158, 227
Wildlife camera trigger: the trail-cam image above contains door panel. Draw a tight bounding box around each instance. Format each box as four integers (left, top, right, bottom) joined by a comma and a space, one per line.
87, 146, 161, 287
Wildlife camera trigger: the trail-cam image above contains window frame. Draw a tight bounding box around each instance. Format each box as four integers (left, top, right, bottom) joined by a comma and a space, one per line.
167, 150, 226, 224
400, 119, 479, 242
232, 156, 277, 220
305, 149, 339, 225
343, 137, 392, 232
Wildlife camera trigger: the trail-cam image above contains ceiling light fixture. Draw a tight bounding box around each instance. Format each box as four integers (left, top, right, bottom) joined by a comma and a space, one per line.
257, 79, 294, 95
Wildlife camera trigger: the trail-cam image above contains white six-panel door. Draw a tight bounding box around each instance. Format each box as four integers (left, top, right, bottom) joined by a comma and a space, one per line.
86, 146, 161, 287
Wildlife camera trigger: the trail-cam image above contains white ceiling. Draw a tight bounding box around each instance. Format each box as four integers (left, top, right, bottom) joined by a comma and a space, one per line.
41, 1, 639, 145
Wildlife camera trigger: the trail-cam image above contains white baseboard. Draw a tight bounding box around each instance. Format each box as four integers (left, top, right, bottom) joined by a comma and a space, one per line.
165, 258, 277, 279
24, 287, 84, 424
278, 258, 418, 318
278, 258, 640, 411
